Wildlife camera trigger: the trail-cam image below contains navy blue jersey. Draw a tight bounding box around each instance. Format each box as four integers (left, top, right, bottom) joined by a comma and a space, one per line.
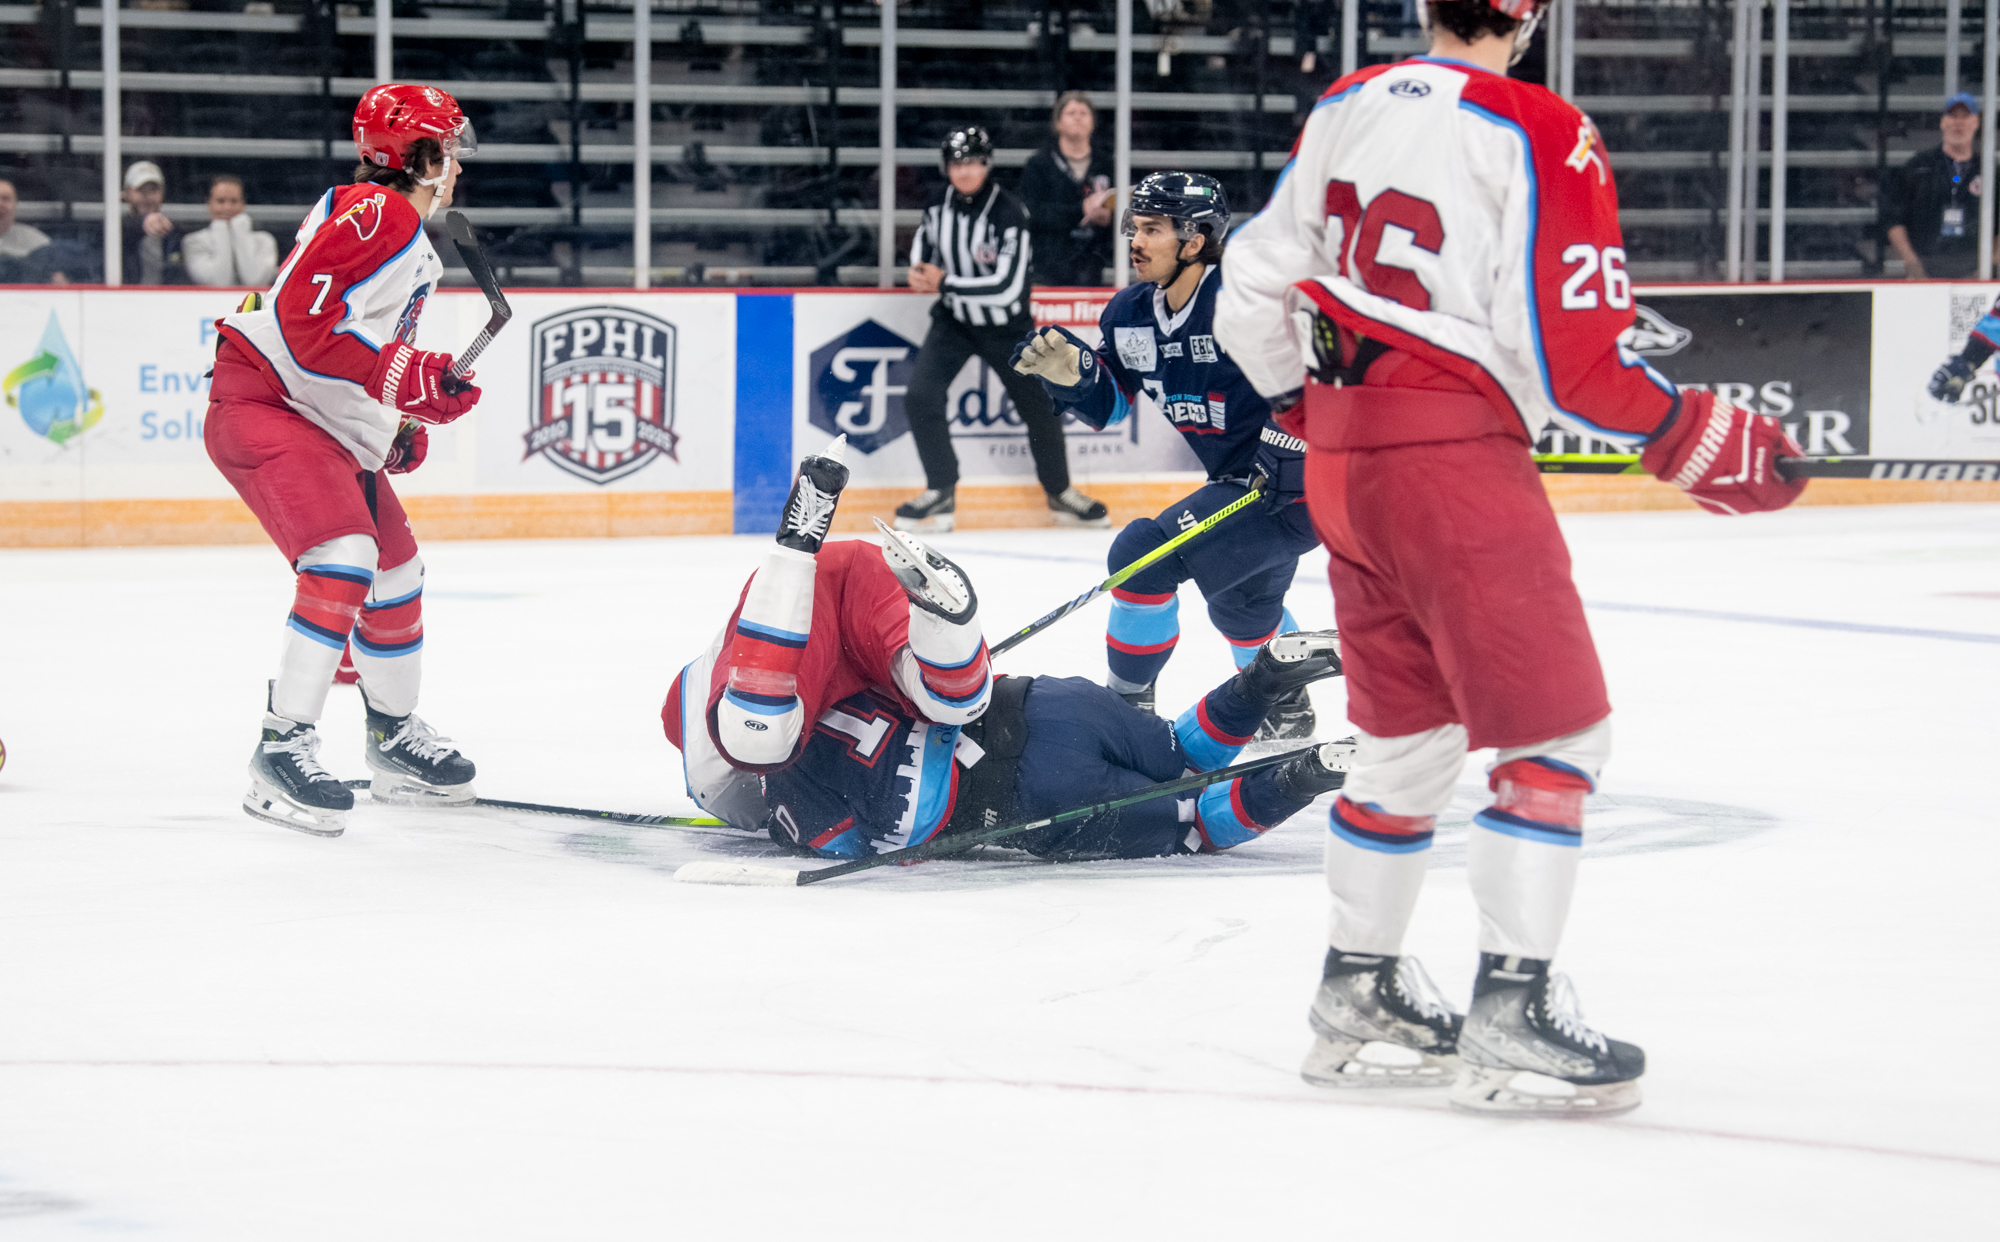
761, 688, 963, 860
1046, 267, 1304, 488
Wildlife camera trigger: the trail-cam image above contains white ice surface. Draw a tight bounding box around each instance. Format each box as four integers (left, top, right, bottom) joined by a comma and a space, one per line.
0, 505, 1995, 1237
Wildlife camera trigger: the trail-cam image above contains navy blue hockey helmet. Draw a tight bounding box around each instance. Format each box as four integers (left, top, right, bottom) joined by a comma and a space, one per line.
941, 125, 994, 165
1120, 171, 1230, 243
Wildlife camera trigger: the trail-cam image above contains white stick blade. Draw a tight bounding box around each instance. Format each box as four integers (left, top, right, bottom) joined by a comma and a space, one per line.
674, 861, 803, 887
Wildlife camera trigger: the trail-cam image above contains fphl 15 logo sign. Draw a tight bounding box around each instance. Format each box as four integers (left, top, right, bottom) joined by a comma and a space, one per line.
526, 306, 678, 483
809, 320, 915, 454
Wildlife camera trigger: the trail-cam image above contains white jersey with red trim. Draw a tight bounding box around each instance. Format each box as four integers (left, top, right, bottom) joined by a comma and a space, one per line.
218, 184, 443, 471
1217, 56, 1678, 445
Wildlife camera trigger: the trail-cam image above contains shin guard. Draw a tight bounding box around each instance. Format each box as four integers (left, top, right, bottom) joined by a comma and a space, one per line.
274, 534, 376, 724
353, 554, 425, 718
1467, 718, 1611, 961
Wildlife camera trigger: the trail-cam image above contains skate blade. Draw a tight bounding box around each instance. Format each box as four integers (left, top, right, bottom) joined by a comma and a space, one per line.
1301, 1036, 1459, 1089
1050, 512, 1111, 529
1243, 734, 1318, 755
365, 774, 477, 807
241, 779, 347, 838
893, 514, 955, 534
1447, 1064, 1643, 1118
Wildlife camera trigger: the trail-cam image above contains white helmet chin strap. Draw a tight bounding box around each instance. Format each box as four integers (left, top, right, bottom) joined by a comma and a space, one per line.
416, 153, 452, 218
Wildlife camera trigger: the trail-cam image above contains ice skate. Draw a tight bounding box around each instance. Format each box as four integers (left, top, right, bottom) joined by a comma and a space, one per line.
777, 435, 849, 555
1270, 737, 1356, 802
873, 518, 975, 622
1449, 954, 1645, 1118
1301, 949, 1462, 1089
364, 705, 476, 806
243, 709, 353, 838
894, 487, 956, 534
1115, 681, 1156, 715
1046, 485, 1110, 528
1237, 630, 1340, 703
1255, 686, 1318, 743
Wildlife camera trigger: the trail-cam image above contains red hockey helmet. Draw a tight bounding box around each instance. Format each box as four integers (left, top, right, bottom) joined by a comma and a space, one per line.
352, 83, 475, 172
1416, 0, 1549, 64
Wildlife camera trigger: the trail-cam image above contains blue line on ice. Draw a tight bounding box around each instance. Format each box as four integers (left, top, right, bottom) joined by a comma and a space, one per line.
1582, 601, 2000, 645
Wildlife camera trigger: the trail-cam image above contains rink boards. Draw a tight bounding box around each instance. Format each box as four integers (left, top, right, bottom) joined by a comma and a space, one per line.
2, 280, 1998, 546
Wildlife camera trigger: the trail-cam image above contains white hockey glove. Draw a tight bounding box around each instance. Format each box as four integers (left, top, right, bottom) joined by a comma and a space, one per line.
873, 518, 975, 624
1010, 326, 1089, 390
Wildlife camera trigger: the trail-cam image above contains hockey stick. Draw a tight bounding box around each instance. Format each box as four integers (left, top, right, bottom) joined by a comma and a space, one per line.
988, 485, 1264, 658
441, 210, 512, 394
675, 743, 1316, 887
1533, 453, 2000, 481
340, 780, 729, 830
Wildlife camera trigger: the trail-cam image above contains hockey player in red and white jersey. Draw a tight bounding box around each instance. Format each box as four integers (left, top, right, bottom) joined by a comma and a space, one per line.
206, 84, 482, 837
1216, 0, 1808, 1115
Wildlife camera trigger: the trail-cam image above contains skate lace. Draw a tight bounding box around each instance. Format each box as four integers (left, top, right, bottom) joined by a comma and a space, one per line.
905, 489, 942, 511
1543, 974, 1609, 1054
1053, 487, 1095, 513
381, 715, 460, 763
1391, 957, 1455, 1024
265, 727, 338, 784
782, 476, 838, 542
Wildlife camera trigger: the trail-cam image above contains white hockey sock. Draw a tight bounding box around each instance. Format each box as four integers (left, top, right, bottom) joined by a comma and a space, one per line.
272, 533, 377, 724
895, 602, 990, 725
1324, 724, 1468, 955
716, 546, 817, 767
1467, 717, 1611, 960
352, 554, 424, 718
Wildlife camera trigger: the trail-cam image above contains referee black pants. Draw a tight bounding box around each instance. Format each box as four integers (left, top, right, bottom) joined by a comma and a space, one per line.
904, 312, 1072, 495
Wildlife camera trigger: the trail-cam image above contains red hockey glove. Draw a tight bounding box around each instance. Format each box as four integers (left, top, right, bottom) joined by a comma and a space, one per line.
384, 421, 428, 474
367, 343, 480, 425
1640, 390, 1806, 515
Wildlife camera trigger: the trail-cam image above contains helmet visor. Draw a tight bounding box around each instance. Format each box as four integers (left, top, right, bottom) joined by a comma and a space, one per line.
444, 119, 477, 159
1119, 207, 1203, 241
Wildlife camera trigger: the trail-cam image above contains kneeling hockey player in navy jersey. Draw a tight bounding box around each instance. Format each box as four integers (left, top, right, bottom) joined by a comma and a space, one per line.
1011, 172, 1321, 739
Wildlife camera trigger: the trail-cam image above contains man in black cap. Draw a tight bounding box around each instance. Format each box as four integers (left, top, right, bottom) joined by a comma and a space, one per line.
896, 125, 1107, 534
1885, 93, 1986, 280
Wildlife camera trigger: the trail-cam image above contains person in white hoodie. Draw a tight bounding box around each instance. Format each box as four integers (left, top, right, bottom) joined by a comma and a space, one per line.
183, 175, 279, 288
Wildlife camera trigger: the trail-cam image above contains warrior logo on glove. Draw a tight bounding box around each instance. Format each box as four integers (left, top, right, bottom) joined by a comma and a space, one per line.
525, 305, 680, 484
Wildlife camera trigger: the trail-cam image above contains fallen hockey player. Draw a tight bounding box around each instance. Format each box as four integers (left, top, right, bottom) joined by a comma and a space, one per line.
661, 440, 1352, 861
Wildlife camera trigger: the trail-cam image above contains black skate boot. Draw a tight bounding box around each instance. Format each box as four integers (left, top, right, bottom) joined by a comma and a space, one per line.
1255, 687, 1318, 743
1270, 738, 1358, 802
777, 435, 849, 555
1115, 681, 1156, 715
1232, 628, 1344, 716
1302, 948, 1462, 1089
1449, 954, 1645, 1118
364, 703, 477, 806
1046, 485, 1110, 528
893, 487, 955, 534
244, 690, 353, 838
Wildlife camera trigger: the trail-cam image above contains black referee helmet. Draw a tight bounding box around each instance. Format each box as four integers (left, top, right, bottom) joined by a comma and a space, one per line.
941, 125, 994, 165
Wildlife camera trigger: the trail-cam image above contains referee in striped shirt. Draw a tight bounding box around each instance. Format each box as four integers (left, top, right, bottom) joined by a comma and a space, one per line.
895, 125, 1108, 533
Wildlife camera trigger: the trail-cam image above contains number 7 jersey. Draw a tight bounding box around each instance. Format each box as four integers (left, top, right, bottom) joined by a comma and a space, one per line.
1216, 56, 1678, 447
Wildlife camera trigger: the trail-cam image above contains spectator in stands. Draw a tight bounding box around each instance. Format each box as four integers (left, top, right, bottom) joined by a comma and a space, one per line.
184, 174, 280, 288
1886, 93, 1986, 280
122, 160, 187, 285
1017, 91, 1115, 287
0, 179, 53, 281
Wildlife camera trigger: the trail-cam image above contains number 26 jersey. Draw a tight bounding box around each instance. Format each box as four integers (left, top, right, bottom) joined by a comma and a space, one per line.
1216, 56, 1679, 448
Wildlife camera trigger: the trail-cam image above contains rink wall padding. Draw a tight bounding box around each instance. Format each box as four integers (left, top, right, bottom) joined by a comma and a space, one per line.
3, 282, 1998, 549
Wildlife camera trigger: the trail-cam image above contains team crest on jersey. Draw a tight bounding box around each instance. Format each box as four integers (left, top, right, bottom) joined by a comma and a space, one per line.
1565, 119, 1609, 186
1114, 326, 1157, 372
525, 305, 679, 484
1618, 304, 1693, 357
334, 192, 390, 242
1387, 79, 1431, 99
